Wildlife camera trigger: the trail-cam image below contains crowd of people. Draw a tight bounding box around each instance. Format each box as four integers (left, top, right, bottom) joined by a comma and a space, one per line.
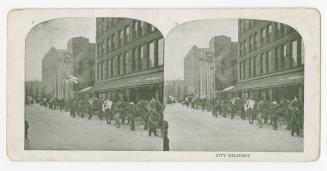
177, 96, 303, 137
25, 95, 167, 137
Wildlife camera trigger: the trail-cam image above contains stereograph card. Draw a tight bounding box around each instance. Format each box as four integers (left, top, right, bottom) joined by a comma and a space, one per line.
6, 8, 320, 161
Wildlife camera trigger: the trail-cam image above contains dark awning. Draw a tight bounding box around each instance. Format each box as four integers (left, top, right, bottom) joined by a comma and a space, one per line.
216, 86, 236, 93
77, 87, 92, 94
236, 71, 304, 90
92, 72, 163, 91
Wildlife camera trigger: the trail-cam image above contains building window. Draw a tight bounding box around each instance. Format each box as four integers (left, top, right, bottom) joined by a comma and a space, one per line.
113, 56, 118, 77
124, 26, 130, 44
97, 20, 101, 35
100, 61, 104, 80
267, 24, 273, 42
142, 45, 148, 70
292, 40, 298, 67
243, 61, 246, 79
239, 42, 243, 56
261, 28, 266, 46
266, 52, 270, 73
125, 51, 131, 74
249, 36, 253, 51
106, 19, 111, 29
140, 21, 144, 36
111, 34, 115, 50
149, 41, 155, 68
120, 54, 125, 75
284, 25, 289, 35
254, 32, 259, 49
261, 53, 266, 74
132, 48, 138, 72
97, 63, 100, 80
249, 58, 252, 77
106, 37, 111, 54
102, 19, 106, 34
138, 46, 143, 70
268, 50, 274, 73
158, 38, 164, 66
280, 44, 286, 70
301, 38, 304, 64
151, 25, 156, 32
106, 60, 109, 78
117, 55, 121, 75
102, 41, 106, 56
284, 43, 288, 69
256, 55, 261, 76
108, 59, 112, 78
239, 62, 242, 80
133, 21, 138, 40
253, 56, 257, 76
118, 30, 123, 48
244, 40, 248, 54
275, 47, 279, 71
97, 43, 101, 58
276, 23, 281, 39
110, 58, 113, 77
245, 20, 249, 30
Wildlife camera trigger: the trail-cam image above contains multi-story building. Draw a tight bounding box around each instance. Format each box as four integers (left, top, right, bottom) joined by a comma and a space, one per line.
184, 45, 215, 99
93, 18, 164, 102
42, 47, 73, 99
209, 35, 238, 97
67, 37, 96, 91
237, 19, 304, 101
164, 80, 187, 102
25, 80, 45, 98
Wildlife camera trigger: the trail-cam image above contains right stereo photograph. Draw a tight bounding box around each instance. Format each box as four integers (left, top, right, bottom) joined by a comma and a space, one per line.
164, 18, 304, 152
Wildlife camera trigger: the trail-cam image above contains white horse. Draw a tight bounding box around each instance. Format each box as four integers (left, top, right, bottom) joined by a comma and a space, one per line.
102, 99, 113, 124
244, 99, 256, 124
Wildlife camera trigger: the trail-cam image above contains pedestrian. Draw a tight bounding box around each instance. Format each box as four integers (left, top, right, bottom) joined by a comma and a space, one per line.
147, 98, 160, 136
25, 120, 29, 141
289, 97, 301, 136
162, 120, 169, 151
127, 102, 137, 130
137, 99, 149, 130
114, 100, 123, 128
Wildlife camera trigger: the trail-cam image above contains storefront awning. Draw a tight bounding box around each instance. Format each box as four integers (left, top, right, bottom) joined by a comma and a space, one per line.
236, 71, 304, 90
216, 86, 236, 93
92, 72, 163, 91
77, 87, 92, 94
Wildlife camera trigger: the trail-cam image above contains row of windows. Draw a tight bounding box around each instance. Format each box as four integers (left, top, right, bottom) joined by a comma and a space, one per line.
239, 38, 304, 80
96, 38, 164, 80
239, 22, 293, 57
97, 20, 157, 58
239, 19, 259, 33
97, 18, 124, 35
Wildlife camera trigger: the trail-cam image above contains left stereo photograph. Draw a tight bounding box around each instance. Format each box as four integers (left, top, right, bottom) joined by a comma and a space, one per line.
24, 17, 165, 151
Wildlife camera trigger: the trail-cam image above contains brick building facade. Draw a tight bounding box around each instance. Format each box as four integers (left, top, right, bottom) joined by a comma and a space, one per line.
209, 35, 238, 97
237, 19, 304, 101
93, 18, 164, 102
184, 45, 215, 99
67, 37, 96, 91
42, 47, 73, 99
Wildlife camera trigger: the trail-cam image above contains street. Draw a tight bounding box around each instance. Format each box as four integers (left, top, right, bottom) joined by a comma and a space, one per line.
25, 104, 162, 151
165, 104, 303, 152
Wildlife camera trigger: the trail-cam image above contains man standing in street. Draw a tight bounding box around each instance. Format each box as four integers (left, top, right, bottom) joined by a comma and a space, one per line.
289, 97, 301, 136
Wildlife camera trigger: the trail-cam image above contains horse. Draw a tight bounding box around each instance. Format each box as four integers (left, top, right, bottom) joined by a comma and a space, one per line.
244, 99, 256, 124
137, 100, 150, 130
102, 99, 113, 124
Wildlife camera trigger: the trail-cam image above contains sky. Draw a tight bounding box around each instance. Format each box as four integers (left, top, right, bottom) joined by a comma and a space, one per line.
165, 19, 238, 81
25, 17, 96, 81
